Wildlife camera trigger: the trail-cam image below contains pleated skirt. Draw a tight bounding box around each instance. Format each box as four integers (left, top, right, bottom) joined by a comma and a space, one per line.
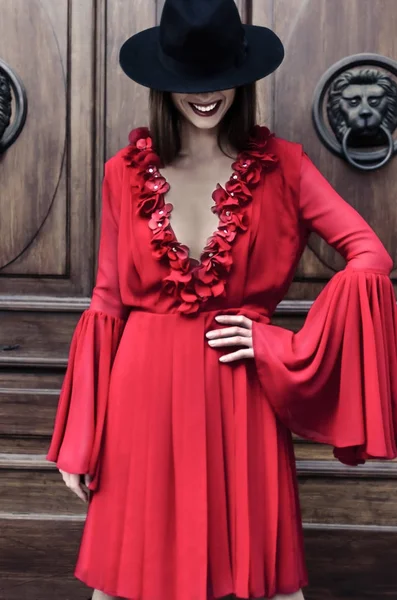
74, 310, 308, 600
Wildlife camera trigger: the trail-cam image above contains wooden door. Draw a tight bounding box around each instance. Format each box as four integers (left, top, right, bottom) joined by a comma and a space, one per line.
1, 1, 396, 598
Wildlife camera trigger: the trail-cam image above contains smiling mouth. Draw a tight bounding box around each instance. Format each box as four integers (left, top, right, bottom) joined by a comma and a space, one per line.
188, 100, 222, 117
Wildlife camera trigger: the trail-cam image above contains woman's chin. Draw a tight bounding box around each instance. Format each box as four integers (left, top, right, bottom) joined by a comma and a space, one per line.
184, 113, 225, 129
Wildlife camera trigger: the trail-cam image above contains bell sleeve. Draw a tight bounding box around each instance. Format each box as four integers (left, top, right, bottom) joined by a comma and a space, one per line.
252, 152, 397, 465
46, 158, 128, 487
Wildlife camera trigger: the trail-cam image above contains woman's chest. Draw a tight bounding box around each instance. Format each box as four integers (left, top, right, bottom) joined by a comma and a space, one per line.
161, 164, 235, 261
121, 167, 302, 298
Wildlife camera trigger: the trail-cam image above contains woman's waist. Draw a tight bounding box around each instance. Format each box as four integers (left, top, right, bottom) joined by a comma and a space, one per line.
125, 305, 272, 324
114, 307, 265, 387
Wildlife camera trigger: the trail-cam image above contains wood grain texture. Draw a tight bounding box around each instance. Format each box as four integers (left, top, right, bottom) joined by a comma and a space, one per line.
294, 440, 336, 460
0, 467, 85, 515
299, 476, 397, 526
68, 0, 96, 298
0, 519, 87, 600
0, 437, 52, 455
156, 0, 249, 22
0, 368, 58, 452
0, 295, 90, 312
94, 0, 108, 267
0, 387, 60, 436
0, 310, 80, 367
105, 0, 156, 157
251, 0, 275, 127
303, 527, 397, 599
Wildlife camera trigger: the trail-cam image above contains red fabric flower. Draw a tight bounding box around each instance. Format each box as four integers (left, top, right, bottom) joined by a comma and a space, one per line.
177, 300, 201, 315
137, 194, 163, 217
219, 207, 248, 231
246, 125, 274, 159
202, 234, 231, 257
148, 203, 173, 234
194, 276, 226, 300
216, 224, 237, 243
128, 127, 151, 146
134, 149, 161, 170
201, 254, 233, 276
144, 176, 169, 195
126, 129, 160, 171
232, 157, 262, 185
209, 280, 226, 297
225, 177, 252, 202
137, 173, 170, 217
162, 269, 193, 296
212, 185, 240, 213
151, 229, 175, 258
181, 281, 211, 303
167, 243, 191, 271
136, 137, 152, 151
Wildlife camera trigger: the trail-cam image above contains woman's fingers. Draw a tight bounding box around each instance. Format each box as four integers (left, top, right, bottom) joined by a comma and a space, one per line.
214, 314, 252, 329
68, 473, 88, 503
207, 325, 251, 338
59, 469, 89, 503
206, 315, 255, 362
208, 334, 252, 347
219, 348, 254, 362
206, 316, 253, 342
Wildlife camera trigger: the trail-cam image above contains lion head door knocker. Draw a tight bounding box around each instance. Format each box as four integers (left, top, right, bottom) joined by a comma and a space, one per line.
0, 59, 27, 153
312, 54, 397, 171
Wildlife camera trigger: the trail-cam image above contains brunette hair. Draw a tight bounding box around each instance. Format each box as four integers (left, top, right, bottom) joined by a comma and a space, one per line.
149, 84, 257, 165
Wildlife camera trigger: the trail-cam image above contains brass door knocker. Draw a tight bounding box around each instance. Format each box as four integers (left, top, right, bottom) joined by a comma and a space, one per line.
312, 53, 397, 171
0, 59, 27, 153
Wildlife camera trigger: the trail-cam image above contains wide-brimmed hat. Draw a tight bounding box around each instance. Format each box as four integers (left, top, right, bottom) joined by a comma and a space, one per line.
119, 0, 284, 93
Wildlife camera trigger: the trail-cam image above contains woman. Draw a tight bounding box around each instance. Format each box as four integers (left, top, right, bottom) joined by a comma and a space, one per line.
47, 1, 397, 599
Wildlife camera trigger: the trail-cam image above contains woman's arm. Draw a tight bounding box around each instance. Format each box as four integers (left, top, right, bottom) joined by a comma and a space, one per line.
251, 152, 397, 464
299, 152, 393, 273
47, 155, 128, 492
90, 156, 129, 319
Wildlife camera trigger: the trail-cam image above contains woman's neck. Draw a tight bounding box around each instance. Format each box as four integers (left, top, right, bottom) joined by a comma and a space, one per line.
178, 119, 222, 163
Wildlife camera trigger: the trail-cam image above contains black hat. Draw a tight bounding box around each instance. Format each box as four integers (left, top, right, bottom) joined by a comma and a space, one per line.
119, 0, 284, 93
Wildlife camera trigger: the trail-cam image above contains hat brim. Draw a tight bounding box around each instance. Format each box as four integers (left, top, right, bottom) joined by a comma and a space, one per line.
119, 25, 284, 93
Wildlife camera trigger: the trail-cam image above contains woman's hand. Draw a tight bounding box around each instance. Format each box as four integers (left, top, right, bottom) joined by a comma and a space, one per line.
206, 315, 254, 362
59, 469, 92, 503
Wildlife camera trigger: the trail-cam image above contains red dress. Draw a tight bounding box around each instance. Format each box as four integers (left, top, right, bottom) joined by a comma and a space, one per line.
47, 127, 397, 600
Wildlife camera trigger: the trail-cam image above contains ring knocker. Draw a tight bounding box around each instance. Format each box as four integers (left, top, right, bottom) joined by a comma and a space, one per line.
0, 59, 28, 153
312, 53, 397, 171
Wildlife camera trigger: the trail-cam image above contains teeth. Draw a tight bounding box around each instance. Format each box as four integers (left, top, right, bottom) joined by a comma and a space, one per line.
193, 102, 218, 113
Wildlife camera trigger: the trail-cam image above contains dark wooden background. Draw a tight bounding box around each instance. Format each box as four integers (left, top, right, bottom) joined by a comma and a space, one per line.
0, 0, 397, 598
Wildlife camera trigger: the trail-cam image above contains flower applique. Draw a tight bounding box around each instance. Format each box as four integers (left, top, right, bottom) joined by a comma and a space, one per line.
124, 125, 279, 315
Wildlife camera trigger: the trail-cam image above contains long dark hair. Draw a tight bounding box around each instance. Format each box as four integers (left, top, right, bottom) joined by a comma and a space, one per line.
149, 84, 257, 165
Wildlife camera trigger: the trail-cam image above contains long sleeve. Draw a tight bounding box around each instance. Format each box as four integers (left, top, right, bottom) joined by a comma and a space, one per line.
252, 152, 397, 465
47, 158, 128, 488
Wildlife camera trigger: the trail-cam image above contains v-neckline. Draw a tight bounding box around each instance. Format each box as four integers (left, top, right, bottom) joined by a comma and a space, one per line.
125, 126, 278, 315
155, 158, 239, 266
